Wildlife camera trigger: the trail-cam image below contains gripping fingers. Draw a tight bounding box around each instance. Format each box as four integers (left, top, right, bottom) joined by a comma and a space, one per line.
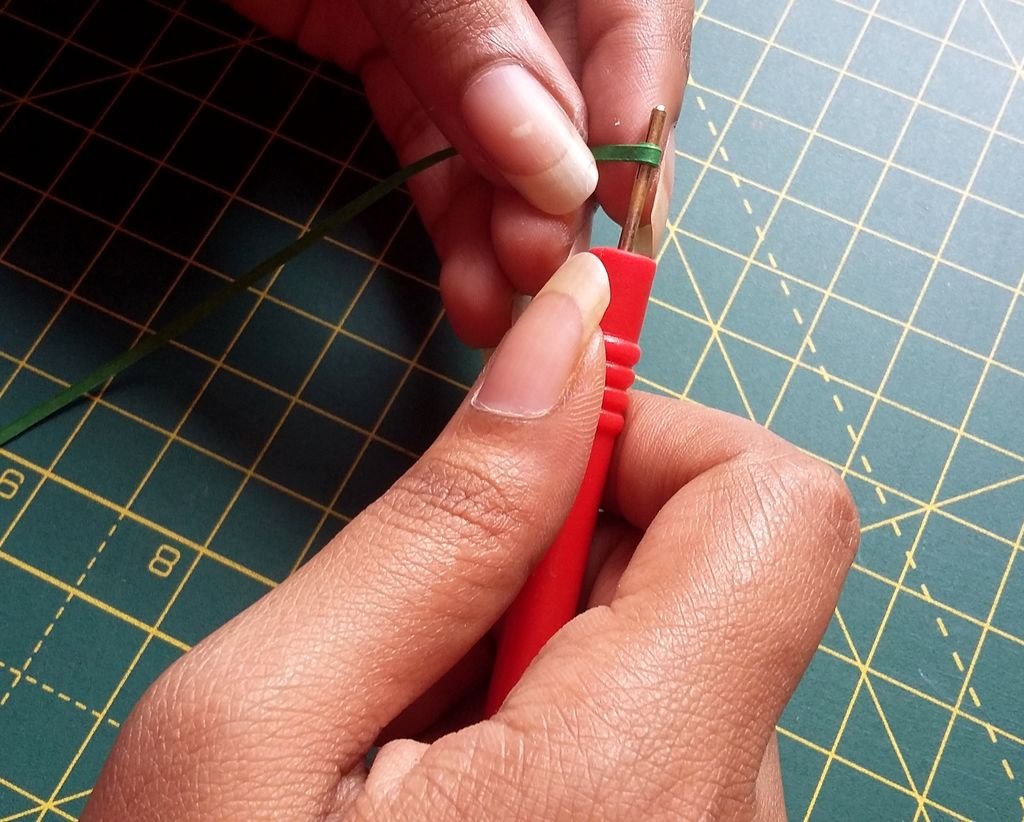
357, 396, 858, 820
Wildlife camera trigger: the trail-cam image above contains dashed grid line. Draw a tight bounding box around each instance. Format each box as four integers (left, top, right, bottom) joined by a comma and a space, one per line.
0, 659, 120, 731
676, 1, 951, 816
685, 49, 950, 808
11, 14, 396, 815
0, 1, 454, 814
0, 520, 118, 711
658, 0, 1024, 816
798, 0, 1022, 812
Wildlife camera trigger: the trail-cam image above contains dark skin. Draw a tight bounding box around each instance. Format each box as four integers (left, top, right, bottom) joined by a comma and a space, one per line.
83, 335, 858, 819
222, 0, 688, 346
82, 4, 859, 818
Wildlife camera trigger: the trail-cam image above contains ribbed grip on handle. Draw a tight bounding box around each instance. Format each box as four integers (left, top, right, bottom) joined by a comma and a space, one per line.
600, 335, 641, 434
486, 248, 656, 715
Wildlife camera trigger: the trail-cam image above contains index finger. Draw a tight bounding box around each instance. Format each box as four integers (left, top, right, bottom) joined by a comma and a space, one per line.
579, 0, 693, 225
358, 0, 598, 216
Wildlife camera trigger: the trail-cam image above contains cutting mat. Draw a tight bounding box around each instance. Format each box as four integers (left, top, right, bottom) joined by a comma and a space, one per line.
0, 0, 1022, 819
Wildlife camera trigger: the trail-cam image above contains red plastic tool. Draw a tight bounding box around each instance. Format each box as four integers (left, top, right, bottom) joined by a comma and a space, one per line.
486, 107, 667, 715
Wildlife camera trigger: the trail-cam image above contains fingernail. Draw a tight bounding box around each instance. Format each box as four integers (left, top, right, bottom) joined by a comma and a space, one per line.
366, 739, 427, 800
472, 252, 609, 418
569, 206, 595, 257
463, 64, 598, 216
511, 293, 532, 322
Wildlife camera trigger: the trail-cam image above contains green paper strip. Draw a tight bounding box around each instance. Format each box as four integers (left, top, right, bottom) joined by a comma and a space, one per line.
0, 142, 662, 448
591, 142, 662, 167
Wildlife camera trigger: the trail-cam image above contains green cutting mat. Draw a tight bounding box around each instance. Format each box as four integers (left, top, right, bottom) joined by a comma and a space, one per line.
1, 0, 1022, 818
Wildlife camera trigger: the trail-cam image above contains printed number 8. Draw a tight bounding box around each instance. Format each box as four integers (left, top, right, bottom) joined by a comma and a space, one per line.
148, 545, 181, 578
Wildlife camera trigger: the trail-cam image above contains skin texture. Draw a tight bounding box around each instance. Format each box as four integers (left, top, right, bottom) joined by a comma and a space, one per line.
83, 337, 859, 820
81, 6, 858, 818
221, 0, 692, 347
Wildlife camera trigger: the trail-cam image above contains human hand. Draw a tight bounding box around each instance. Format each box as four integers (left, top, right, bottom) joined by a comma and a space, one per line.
83, 253, 858, 820
223, 0, 690, 347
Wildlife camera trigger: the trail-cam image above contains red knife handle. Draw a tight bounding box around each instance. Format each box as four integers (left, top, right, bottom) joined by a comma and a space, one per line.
485, 247, 656, 715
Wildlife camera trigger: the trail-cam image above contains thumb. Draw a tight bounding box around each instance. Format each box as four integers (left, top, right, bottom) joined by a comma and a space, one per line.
356, 0, 597, 216
84, 254, 609, 821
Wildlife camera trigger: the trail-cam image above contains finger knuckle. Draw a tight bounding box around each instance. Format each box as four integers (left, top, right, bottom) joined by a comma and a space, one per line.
373, 450, 537, 596
748, 449, 860, 560
389, 0, 493, 45
389, 451, 529, 539
133, 650, 225, 741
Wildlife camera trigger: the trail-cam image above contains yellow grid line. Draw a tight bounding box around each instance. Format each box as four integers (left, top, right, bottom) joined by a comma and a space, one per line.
288, 307, 448, 573
667, 6, 1019, 814
843, 556, 1024, 651
0, 660, 121, 729
919, 513, 1024, 814
639, 362, 1024, 562
28, 16, 458, 810
977, 0, 1024, 72
6, 0, 456, 813
0, 16, 308, 813
671, 150, 1024, 294
656, 0, 798, 266
142, 0, 364, 96
106, 113, 384, 590
28, 38, 353, 822
0, 777, 74, 822
646, 295, 1024, 466
0, 548, 190, 652
0, 37, 248, 109
815, 55, 1023, 819
7, 3, 475, 810
682, 11, 947, 809
0, 202, 465, 390
9, 419, 1024, 668
0, 127, 439, 289
674, 212, 1023, 320
675, 48, 1019, 802
0, 13, 442, 293
0, 27, 475, 616
813, 642, 1024, 757
0, 347, 356, 521
6, 45, 1020, 403
3, 5, 367, 159
674, 135, 1024, 259
0, 0, 204, 739
723, 49, 1024, 805
860, 472, 1024, 535
0, 446, 278, 589
696, 12, 1024, 138
8, 28, 1015, 667
774, 726, 971, 821
217, 140, 427, 575
683, 0, 910, 453
914, 13, 1024, 807
662, 0, 855, 440
828, 0, 1020, 71
789, 1, 978, 814
669, 232, 758, 419
831, 609, 933, 818
4, 4, 362, 102
0, 789, 90, 822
